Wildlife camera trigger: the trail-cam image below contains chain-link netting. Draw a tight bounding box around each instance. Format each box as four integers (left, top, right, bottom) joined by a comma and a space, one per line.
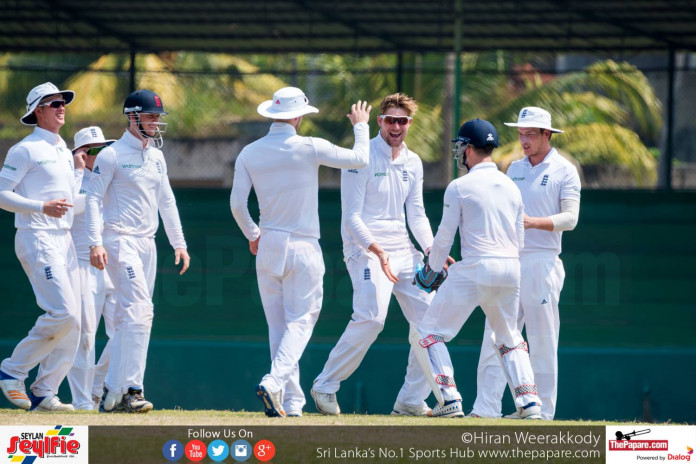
1, 51, 695, 188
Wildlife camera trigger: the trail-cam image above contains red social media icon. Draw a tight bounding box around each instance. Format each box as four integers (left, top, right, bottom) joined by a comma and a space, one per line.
253, 440, 275, 462
185, 440, 207, 462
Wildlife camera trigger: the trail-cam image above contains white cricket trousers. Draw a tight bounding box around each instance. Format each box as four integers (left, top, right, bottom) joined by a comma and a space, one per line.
313, 248, 432, 407
1, 229, 80, 398
256, 231, 324, 413
418, 258, 540, 408
472, 252, 564, 420
102, 230, 157, 396
67, 258, 116, 409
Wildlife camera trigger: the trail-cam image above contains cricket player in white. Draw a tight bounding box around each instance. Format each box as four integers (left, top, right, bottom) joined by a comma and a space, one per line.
88, 90, 190, 413
311, 93, 447, 416
0, 82, 82, 412
471, 107, 580, 420
66, 126, 117, 410
412, 119, 542, 419
231, 87, 371, 418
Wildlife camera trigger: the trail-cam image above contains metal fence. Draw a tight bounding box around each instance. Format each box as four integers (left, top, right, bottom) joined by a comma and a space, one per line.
1, 51, 695, 189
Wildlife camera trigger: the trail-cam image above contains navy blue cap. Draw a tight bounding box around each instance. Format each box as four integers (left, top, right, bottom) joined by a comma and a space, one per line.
452, 118, 499, 148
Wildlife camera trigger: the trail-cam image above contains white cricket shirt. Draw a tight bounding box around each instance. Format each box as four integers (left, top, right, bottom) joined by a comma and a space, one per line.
0, 126, 82, 230
230, 121, 370, 241
340, 134, 433, 258
507, 148, 581, 254
429, 162, 524, 272
86, 130, 187, 249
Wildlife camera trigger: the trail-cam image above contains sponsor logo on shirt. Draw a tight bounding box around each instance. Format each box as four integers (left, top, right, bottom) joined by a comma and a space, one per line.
444, 203, 450, 208
540, 174, 549, 186
79, 189, 87, 194
374, 172, 387, 177
347, 169, 358, 174
93, 166, 101, 174
510, 176, 525, 181
2, 164, 17, 171
37, 159, 57, 165
121, 164, 142, 169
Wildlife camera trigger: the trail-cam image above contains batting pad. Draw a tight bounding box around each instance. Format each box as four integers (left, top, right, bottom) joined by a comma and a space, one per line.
408, 323, 445, 406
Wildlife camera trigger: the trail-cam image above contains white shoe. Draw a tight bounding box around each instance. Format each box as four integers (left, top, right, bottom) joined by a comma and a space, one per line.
505, 402, 542, 420
31, 395, 75, 412
256, 383, 286, 417
391, 401, 431, 416
310, 388, 340, 415
286, 410, 303, 417
430, 399, 464, 418
99, 389, 123, 413
0, 378, 31, 410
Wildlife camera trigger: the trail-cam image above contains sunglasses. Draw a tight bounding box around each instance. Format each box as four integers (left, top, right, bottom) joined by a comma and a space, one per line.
86, 146, 107, 156
39, 100, 66, 109
380, 115, 413, 125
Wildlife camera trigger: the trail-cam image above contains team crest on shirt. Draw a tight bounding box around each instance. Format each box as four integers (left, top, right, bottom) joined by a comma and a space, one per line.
155, 161, 162, 174
540, 174, 549, 186
402, 170, 408, 182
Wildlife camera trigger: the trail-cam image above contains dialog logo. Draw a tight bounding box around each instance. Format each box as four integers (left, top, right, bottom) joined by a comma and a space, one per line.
207, 439, 229, 462
231, 439, 252, 462
162, 439, 184, 462
185, 439, 207, 462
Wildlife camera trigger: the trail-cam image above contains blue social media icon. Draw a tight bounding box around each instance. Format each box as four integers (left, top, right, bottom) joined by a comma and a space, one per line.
231, 439, 252, 462
208, 439, 229, 462
163, 440, 184, 462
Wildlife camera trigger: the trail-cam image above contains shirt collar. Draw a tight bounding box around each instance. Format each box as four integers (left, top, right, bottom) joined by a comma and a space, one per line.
33, 126, 66, 147
121, 129, 151, 149
468, 161, 497, 173
524, 147, 557, 167
374, 134, 408, 165
269, 122, 297, 135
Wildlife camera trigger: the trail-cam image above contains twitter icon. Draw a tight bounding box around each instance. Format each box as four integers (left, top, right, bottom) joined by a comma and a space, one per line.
208, 439, 229, 462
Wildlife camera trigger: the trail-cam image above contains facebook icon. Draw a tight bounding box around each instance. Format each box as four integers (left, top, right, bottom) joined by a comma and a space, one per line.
163, 440, 184, 461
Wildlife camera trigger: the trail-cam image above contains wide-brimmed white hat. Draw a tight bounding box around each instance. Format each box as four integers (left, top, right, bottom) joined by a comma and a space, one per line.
257, 87, 319, 119
21, 82, 75, 126
72, 126, 115, 154
504, 106, 563, 133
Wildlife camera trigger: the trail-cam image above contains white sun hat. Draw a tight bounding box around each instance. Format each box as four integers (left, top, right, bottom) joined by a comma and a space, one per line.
21, 82, 75, 126
72, 126, 116, 154
504, 106, 563, 133
257, 87, 319, 119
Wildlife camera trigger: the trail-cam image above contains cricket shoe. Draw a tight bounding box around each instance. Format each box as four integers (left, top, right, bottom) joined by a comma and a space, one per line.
0, 372, 30, 410
120, 388, 153, 413
504, 402, 542, 420
310, 388, 340, 415
286, 410, 303, 417
99, 388, 123, 413
429, 399, 464, 418
391, 401, 431, 416
256, 383, 286, 417
29, 393, 74, 412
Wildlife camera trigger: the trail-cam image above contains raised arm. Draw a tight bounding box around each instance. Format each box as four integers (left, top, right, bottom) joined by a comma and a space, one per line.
314, 101, 371, 169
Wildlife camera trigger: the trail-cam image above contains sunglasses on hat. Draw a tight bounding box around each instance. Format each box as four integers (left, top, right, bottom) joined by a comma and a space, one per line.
39, 99, 66, 109
85, 146, 106, 156
380, 115, 412, 125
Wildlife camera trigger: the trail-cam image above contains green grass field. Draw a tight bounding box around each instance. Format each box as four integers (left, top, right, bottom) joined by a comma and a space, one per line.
0, 408, 653, 426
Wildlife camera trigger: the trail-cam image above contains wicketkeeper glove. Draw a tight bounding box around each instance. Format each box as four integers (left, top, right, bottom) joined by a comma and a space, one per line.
412, 262, 448, 293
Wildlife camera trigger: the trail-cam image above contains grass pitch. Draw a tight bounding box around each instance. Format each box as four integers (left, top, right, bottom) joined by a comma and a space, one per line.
0, 408, 650, 426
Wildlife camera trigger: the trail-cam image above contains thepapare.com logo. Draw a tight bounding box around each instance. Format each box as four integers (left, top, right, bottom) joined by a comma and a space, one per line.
3, 425, 88, 463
